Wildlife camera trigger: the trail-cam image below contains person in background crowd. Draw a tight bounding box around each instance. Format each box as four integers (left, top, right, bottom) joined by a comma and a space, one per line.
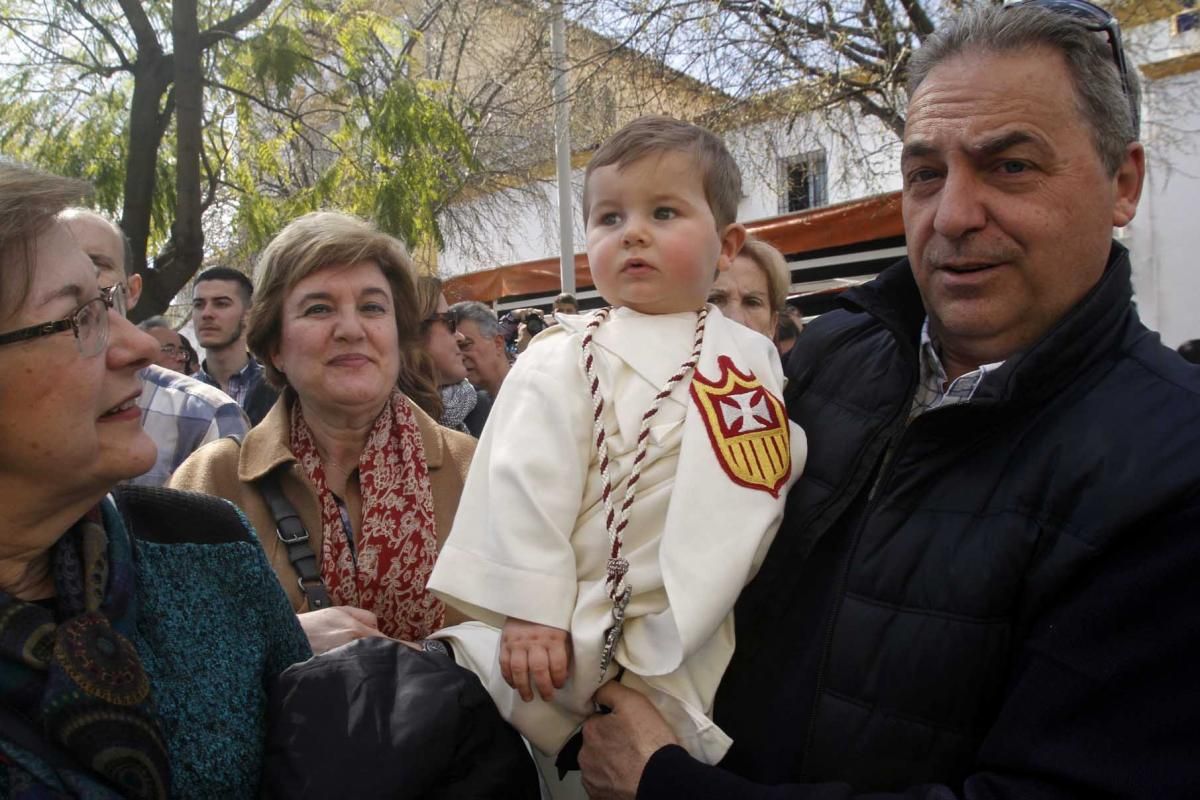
58, 207, 141, 303
505, 293, 581, 355
60, 208, 248, 488
452, 300, 513, 397
553, 292, 578, 315
0, 163, 309, 799
192, 266, 277, 425
774, 315, 800, 360
171, 211, 475, 655
417, 276, 492, 436
137, 315, 190, 373
499, 307, 544, 355
1177, 338, 1200, 364
500, 293, 580, 356
179, 335, 199, 375
579, 5, 1200, 798
707, 234, 790, 339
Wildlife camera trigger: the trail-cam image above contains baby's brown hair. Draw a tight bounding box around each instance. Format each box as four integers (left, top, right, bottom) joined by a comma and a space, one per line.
583, 115, 743, 231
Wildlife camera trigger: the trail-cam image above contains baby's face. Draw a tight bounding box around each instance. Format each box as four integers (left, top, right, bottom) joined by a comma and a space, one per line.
585, 151, 737, 315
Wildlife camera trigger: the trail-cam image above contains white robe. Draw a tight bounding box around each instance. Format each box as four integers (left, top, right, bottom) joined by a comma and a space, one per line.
428, 306, 807, 764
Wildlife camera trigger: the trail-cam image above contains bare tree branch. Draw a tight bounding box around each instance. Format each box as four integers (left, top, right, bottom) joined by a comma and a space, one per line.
897, 0, 936, 38
114, 0, 159, 57
65, 0, 132, 69
197, 0, 274, 50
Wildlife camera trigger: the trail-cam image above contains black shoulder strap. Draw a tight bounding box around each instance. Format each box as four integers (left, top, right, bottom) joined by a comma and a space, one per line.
199, 435, 333, 612
256, 468, 333, 611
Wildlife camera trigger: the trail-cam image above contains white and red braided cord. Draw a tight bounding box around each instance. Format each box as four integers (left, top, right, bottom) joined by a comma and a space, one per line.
580, 306, 709, 617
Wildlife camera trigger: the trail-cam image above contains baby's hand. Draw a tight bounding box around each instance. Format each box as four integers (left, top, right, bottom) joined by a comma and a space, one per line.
500, 617, 571, 702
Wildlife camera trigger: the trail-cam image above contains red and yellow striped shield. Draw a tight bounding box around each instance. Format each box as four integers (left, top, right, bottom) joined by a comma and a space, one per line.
689, 355, 791, 497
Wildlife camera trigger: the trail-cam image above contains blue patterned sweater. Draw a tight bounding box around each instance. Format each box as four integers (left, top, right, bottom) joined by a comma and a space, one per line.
0, 487, 312, 799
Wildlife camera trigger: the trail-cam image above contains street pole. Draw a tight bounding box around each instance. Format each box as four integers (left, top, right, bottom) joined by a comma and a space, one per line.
550, 0, 575, 294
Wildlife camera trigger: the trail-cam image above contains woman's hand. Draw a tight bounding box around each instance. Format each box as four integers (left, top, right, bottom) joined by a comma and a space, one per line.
500, 617, 571, 701
298, 606, 387, 654
580, 681, 679, 800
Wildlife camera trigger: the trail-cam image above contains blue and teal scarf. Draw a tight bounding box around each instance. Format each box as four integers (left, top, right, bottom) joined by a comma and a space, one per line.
0, 501, 170, 799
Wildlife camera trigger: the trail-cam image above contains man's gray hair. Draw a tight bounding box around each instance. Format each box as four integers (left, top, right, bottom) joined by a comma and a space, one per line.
907, 4, 1139, 175
137, 315, 172, 332
450, 300, 503, 338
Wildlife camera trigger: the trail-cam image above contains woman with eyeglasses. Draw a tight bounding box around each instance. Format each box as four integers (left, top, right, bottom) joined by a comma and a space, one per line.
170, 212, 475, 654
179, 335, 200, 376
415, 275, 492, 437
0, 165, 311, 797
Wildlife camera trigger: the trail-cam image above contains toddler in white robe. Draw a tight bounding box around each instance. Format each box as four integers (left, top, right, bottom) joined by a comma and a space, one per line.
428, 116, 807, 767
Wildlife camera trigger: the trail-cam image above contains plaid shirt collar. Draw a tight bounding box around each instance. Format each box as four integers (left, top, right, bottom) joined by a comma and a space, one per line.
909, 318, 1006, 421
198, 354, 263, 406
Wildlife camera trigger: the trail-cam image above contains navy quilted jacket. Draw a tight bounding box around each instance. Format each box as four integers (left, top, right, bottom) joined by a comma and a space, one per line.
641, 243, 1200, 799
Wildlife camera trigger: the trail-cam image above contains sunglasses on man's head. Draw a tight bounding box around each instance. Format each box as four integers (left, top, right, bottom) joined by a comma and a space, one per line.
1003, 0, 1138, 131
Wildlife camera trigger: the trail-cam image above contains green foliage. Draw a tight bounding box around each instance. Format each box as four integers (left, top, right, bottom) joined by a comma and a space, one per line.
222, 3, 478, 259
0, 1, 174, 248
0, 0, 477, 279
241, 22, 317, 102
0, 77, 143, 217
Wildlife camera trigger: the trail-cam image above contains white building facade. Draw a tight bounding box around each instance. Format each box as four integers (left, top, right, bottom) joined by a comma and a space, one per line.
1123, 7, 1200, 347
437, 7, 1200, 346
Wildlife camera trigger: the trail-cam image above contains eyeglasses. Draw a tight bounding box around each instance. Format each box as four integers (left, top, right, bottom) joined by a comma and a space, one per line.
159, 343, 186, 359
421, 311, 457, 334
0, 283, 127, 357
1003, 0, 1138, 130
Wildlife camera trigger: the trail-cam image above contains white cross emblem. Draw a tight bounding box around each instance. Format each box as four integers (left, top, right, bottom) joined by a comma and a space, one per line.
719, 389, 771, 433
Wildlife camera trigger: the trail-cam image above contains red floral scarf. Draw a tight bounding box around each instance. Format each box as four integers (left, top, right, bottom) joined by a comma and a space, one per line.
289, 389, 445, 640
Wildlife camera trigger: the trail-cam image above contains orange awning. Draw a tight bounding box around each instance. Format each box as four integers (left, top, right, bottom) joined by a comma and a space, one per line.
444, 252, 593, 304
444, 191, 902, 304
748, 191, 902, 257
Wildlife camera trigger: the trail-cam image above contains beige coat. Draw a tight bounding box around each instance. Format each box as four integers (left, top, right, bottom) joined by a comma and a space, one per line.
170, 391, 475, 626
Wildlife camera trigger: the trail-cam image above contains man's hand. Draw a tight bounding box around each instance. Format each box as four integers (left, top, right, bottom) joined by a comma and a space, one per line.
500, 617, 571, 701
580, 681, 680, 800
298, 605, 386, 655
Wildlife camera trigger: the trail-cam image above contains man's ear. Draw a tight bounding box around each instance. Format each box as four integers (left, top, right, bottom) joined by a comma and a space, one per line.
126, 273, 143, 310
717, 223, 747, 272
1112, 142, 1145, 228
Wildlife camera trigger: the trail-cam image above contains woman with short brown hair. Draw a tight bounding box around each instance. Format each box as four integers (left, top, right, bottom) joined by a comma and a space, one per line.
172, 211, 475, 653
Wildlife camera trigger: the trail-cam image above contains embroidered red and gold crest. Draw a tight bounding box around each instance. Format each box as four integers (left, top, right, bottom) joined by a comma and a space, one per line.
689, 355, 791, 497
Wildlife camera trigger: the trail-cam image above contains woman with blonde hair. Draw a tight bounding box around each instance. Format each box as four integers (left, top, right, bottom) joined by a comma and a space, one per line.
707, 234, 791, 339
172, 211, 475, 653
